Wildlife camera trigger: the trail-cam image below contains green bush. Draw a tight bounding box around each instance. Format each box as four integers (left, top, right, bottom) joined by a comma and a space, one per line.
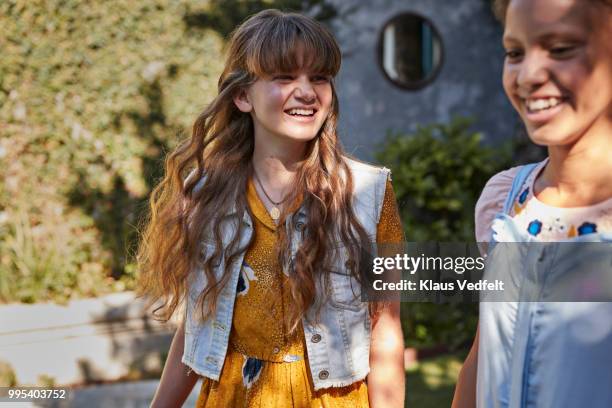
378, 117, 511, 242
0, 361, 17, 387
0, 0, 224, 303
376, 117, 513, 349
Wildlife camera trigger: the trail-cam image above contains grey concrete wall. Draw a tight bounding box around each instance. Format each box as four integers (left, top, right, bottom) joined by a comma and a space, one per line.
34, 380, 202, 408
0, 292, 177, 386
327, 0, 519, 160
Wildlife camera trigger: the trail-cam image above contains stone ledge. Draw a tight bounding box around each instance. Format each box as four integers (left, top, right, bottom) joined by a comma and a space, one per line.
0, 292, 178, 386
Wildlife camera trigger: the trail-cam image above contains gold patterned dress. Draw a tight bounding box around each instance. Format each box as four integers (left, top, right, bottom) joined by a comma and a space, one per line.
196, 177, 403, 408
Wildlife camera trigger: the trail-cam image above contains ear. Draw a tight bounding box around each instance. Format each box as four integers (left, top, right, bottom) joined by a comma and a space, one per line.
233, 88, 252, 113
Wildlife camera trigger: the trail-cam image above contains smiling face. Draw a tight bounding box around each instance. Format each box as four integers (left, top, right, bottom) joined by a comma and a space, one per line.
502, 0, 612, 147
239, 70, 333, 144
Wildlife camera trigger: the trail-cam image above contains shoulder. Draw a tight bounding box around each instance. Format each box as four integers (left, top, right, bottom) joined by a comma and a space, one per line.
341, 156, 390, 194
474, 166, 522, 242
343, 156, 390, 179
342, 156, 391, 192
342, 156, 391, 224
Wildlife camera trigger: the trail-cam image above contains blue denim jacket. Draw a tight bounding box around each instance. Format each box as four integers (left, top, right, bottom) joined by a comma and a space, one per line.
181, 158, 390, 390
477, 163, 612, 408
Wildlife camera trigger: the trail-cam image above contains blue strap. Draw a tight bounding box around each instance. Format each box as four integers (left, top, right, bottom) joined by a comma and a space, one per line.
502, 163, 540, 215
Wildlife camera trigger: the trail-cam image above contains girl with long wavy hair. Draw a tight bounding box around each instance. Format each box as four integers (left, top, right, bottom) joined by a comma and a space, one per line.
138, 9, 405, 408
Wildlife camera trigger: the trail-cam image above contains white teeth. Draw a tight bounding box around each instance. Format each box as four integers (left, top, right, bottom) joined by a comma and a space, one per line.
526, 97, 562, 112
287, 108, 314, 116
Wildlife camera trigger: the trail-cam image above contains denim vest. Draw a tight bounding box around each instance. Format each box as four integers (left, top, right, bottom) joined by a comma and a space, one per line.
181, 158, 390, 390
477, 163, 612, 408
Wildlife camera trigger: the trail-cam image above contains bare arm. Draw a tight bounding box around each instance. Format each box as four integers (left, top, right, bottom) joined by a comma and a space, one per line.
366, 179, 405, 407
451, 323, 480, 408
150, 320, 199, 408
367, 301, 405, 408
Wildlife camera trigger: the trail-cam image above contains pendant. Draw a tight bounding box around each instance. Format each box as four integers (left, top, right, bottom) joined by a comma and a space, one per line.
270, 206, 281, 220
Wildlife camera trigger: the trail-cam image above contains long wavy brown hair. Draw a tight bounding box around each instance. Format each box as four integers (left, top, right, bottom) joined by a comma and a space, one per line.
137, 9, 375, 331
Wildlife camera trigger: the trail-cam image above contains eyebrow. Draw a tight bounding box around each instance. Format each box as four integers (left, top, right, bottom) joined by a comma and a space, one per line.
503, 28, 585, 46
502, 33, 518, 44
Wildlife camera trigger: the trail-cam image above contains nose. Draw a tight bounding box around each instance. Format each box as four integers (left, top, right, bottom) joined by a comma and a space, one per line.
294, 75, 316, 103
516, 51, 550, 94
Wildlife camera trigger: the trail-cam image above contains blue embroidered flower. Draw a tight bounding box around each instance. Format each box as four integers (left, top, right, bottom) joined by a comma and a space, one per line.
237, 271, 246, 294
237, 262, 257, 297
577, 222, 597, 236
242, 357, 263, 389
527, 220, 542, 236
518, 187, 529, 204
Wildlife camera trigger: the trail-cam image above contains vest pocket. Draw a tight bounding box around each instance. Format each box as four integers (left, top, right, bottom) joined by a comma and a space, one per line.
329, 271, 364, 312
326, 243, 367, 311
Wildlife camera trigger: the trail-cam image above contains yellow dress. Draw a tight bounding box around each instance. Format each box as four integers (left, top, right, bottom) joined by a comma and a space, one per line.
196, 178, 403, 408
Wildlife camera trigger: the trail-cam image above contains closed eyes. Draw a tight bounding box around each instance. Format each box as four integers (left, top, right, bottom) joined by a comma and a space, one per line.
271, 74, 330, 83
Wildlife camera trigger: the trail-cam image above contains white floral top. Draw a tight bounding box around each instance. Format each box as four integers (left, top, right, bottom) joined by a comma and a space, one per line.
476, 160, 612, 242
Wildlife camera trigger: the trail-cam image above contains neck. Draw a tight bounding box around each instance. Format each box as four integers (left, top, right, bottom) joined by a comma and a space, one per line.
251, 133, 309, 200
537, 122, 612, 206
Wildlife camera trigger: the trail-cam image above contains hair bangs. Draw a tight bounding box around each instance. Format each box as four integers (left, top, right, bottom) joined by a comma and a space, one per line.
245, 13, 341, 78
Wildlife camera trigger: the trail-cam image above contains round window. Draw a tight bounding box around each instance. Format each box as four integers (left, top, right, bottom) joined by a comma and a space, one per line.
378, 13, 443, 90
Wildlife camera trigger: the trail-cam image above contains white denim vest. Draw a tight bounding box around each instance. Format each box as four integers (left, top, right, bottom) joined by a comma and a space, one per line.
181, 157, 390, 390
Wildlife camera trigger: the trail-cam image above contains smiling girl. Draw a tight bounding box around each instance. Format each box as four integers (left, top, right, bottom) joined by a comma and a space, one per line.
138, 9, 405, 408
453, 0, 612, 407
